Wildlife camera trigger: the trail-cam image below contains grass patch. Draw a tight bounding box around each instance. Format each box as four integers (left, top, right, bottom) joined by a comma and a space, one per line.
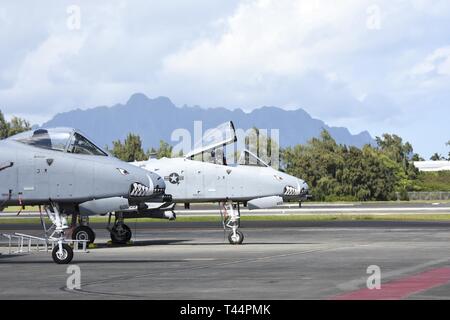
2, 206, 39, 213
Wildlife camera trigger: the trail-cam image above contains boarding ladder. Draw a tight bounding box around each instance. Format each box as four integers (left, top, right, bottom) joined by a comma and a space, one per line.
1, 233, 89, 255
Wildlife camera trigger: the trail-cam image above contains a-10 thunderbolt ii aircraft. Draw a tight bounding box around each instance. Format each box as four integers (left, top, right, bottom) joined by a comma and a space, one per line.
0, 127, 166, 264
71, 122, 309, 245
134, 122, 310, 245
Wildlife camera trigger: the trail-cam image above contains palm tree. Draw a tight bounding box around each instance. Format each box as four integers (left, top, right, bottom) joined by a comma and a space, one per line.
447, 141, 450, 160
430, 153, 444, 161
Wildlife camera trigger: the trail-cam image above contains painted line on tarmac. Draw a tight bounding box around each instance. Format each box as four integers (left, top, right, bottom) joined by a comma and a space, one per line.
335, 256, 450, 293
175, 207, 450, 215
332, 267, 450, 300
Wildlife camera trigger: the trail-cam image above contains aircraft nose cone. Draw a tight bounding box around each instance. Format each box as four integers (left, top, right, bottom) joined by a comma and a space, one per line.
147, 171, 166, 196
300, 180, 309, 195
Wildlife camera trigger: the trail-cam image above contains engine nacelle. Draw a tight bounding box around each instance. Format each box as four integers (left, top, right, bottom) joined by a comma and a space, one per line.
79, 197, 130, 216
247, 196, 283, 210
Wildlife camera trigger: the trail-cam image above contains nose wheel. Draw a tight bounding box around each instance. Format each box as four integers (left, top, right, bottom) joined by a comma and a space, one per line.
221, 201, 244, 245
51, 243, 73, 264
44, 204, 75, 264
228, 230, 244, 245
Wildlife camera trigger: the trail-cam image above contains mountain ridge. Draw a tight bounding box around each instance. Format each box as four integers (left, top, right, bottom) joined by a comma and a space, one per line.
42, 93, 375, 150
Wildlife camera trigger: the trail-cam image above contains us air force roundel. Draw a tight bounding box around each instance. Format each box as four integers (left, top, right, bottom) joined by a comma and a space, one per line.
165, 172, 184, 184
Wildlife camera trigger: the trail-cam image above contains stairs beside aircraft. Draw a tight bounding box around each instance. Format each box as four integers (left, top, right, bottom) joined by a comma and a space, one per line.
1, 233, 89, 255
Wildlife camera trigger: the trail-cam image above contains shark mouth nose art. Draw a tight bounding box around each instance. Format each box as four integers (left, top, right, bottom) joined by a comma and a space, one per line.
284, 185, 301, 196
129, 182, 165, 197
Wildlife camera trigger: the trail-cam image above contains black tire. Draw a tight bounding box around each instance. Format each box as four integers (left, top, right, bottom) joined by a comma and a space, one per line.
228, 230, 244, 245
72, 225, 96, 244
52, 244, 74, 264
110, 224, 132, 244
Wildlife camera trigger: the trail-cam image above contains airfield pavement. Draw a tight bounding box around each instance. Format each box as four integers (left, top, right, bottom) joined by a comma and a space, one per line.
1, 203, 450, 300
2, 201, 450, 217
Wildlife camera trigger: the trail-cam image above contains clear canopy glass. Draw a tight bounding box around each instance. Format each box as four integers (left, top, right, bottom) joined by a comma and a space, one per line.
186, 121, 236, 159
237, 150, 269, 167
10, 128, 107, 156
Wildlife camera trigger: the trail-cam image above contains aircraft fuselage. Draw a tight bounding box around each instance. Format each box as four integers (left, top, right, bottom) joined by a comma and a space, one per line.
135, 157, 308, 203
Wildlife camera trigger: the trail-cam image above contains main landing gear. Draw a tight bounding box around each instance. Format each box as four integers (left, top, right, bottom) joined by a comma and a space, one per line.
107, 212, 132, 244
44, 204, 74, 264
70, 212, 132, 245
71, 214, 96, 245
220, 201, 244, 245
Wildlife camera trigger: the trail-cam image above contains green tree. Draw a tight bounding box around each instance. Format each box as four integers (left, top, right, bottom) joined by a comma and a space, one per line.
376, 134, 413, 164
430, 153, 444, 161
375, 133, 418, 180
282, 129, 413, 201
0, 110, 31, 139
8, 117, 31, 136
411, 153, 424, 162
146, 140, 174, 159
0, 110, 8, 139
244, 127, 280, 167
282, 130, 346, 200
152, 140, 173, 159
111, 133, 147, 162
446, 141, 450, 160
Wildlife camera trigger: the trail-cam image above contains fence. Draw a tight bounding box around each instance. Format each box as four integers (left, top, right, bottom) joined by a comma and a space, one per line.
399, 192, 450, 201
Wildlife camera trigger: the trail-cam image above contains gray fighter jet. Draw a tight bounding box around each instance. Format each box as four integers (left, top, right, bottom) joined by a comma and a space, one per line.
83, 122, 309, 245
0, 127, 166, 263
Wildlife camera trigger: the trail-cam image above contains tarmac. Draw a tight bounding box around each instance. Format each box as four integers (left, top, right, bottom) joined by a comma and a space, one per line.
1, 217, 450, 300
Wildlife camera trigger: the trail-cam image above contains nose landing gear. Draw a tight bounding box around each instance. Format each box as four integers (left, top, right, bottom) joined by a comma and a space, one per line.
228, 229, 244, 245
51, 243, 74, 265
44, 204, 74, 264
220, 201, 244, 245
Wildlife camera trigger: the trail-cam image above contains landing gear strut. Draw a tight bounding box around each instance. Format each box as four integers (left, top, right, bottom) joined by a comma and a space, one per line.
107, 212, 132, 244
220, 201, 244, 245
44, 204, 74, 264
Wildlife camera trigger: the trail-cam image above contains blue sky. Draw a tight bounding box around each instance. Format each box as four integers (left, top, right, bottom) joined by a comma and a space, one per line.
0, 0, 449, 158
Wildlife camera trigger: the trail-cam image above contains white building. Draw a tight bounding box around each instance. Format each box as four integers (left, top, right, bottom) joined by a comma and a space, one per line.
413, 161, 450, 172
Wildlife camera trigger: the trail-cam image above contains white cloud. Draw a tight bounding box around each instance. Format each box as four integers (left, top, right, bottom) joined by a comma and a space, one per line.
163, 0, 366, 78
411, 46, 450, 77
17, 34, 85, 88
159, 0, 407, 122
0, 1, 240, 121
0, 0, 450, 156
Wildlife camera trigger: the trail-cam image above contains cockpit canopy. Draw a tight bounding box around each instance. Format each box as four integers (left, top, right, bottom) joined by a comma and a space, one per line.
185, 121, 237, 159
237, 150, 269, 167
183, 121, 270, 168
9, 128, 108, 156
